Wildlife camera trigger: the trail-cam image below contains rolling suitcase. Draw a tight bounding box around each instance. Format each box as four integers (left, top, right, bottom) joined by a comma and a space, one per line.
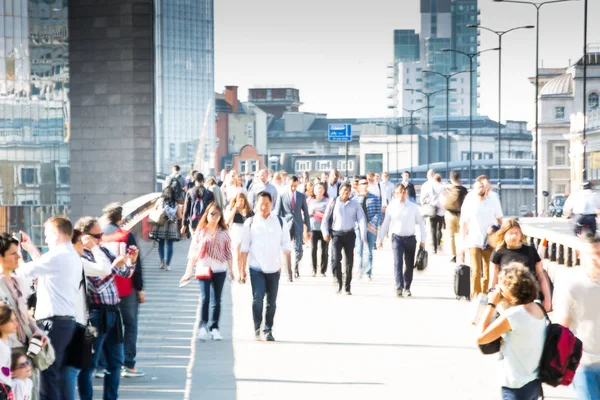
454, 264, 470, 300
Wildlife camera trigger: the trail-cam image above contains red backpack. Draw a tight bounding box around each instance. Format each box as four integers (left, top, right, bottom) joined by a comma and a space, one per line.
536, 303, 583, 387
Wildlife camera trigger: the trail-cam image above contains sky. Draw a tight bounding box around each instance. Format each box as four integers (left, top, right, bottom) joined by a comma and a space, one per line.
214, 0, 600, 124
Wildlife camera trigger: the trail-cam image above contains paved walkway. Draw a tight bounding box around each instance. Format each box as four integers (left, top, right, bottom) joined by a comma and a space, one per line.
113, 239, 578, 400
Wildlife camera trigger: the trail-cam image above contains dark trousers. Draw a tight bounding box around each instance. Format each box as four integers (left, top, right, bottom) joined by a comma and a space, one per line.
501, 379, 542, 400
331, 230, 356, 292
199, 271, 227, 330
79, 310, 124, 400
249, 269, 280, 332
429, 215, 444, 252
38, 318, 76, 400
119, 293, 139, 370
574, 214, 597, 237
392, 234, 417, 290
311, 231, 328, 274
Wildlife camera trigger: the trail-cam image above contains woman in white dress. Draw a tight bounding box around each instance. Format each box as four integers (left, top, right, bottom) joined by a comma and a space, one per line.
225, 193, 254, 283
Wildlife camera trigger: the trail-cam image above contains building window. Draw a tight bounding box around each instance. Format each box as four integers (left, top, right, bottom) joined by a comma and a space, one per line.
238, 160, 247, 174
268, 160, 278, 171
554, 184, 566, 194
416, 78, 423, 83
416, 99, 423, 103
315, 160, 332, 171
58, 167, 70, 185
553, 145, 566, 166
484, 152, 493, 160
337, 160, 355, 172
461, 152, 470, 161
589, 92, 599, 111
249, 160, 258, 173
295, 160, 312, 172
169, 143, 176, 159
406, 79, 409, 84
365, 154, 383, 173
514, 151, 525, 159
473, 152, 482, 160
20, 168, 37, 185
555, 106, 565, 120
224, 162, 233, 171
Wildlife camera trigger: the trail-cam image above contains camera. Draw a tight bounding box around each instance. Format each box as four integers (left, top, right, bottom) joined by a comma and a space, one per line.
27, 336, 43, 357
12, 232, 22, 242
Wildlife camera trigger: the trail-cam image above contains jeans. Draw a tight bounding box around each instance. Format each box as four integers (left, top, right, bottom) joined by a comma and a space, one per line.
61, 366, 80, 400
119, 293, 139, 370
311, 231, 328, 275
249, 268, 280, 332
79, 309, 124, 400
158, 239, 174, 265
501, 379, 542, 400
429, 215, 444, 253
573, 363, 600, 400
356, 230, 377, 276
392, 234, 417, 290
331, 231, 356, 292
199, 271, 227, 330
37, 318, 76, 400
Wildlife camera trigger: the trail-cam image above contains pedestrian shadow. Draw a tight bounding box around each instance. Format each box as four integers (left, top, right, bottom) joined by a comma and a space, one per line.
271, 340, 476, 351
236, 378, 384, 385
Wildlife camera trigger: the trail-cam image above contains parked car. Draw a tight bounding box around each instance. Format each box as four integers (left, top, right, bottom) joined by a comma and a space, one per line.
549, 194, 568, 217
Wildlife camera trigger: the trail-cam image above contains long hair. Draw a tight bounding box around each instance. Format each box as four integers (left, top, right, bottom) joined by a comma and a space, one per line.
198, 204, 228, 231
0, 304, 13, 329
161, 186, 177, 205
230, 193, 252, 215
495, 218, 528, 249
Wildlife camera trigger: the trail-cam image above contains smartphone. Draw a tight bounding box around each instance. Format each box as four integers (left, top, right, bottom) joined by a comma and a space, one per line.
127, 247, 136, 255
12, 232, 22, 242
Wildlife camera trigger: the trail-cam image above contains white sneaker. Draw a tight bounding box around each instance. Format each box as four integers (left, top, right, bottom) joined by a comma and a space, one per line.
210, 329, 222, 341
196, 326, 208, 341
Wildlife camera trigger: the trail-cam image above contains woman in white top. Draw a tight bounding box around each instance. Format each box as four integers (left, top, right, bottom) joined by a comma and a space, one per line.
0, 303, 18, 399
225, 193, 254, 283
477, 263, 547, 400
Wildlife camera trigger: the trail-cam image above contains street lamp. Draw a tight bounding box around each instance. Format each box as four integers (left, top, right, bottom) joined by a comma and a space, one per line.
403, 105, 435, 175
465, 25, 533, 201
493, 0, 579, 214
422, 69, 472, 180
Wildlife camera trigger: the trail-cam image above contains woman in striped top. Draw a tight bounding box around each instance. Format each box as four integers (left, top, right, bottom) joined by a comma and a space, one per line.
181, 204, 233, 341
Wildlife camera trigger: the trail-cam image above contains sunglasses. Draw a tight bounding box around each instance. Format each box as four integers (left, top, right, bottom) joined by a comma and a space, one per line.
359, 182, 368, 186
15, 359, 30, 369
89, 233, 103, 239
209, 212, 221, 217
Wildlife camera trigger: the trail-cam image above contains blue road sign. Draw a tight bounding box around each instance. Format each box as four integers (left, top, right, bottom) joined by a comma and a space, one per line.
328, 124, 352, 142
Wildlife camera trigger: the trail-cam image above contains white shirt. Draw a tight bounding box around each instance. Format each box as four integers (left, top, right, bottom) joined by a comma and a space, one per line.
326, 181, 341, 201
367, 182, 382, 199
241, 214, 292, 274
463, 190, 503, 217
0, 338, 11, 386
460, 195, 502, 248
500, 305, 546, 388
380, 180, 395, 206
12, 378, 33, 400
563, 189, 600, 215
17, 242, 82, 320
74, 246, 113, 324
421, 180, 445, 216
378, 199, 426, 243
557, 267, 600, 366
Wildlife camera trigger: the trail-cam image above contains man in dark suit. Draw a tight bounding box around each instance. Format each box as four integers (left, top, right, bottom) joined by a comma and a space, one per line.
274, 175, 311, 281
401, 170, 417, 203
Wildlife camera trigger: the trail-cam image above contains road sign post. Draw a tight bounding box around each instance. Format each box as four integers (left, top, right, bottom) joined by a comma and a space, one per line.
328, 124, 352, 178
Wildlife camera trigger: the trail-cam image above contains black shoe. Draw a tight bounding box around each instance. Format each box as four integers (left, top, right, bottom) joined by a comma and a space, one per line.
396, 288, 403, 297
405, 289, 412, 297
451, 256, 457, 263
254, 329, 261, 340
264, 331, 275, 342
288, 277, 293, 283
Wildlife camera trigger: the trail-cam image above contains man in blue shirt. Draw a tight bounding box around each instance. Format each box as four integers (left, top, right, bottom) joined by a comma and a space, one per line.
354, 176, 382, 280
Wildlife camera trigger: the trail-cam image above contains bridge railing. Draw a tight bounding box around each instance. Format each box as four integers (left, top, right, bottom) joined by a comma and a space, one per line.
520, 218, 583, 268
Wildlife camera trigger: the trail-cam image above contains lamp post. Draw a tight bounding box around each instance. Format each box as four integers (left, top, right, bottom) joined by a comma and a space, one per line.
422, 69, 472, 180
403, 105, 435, 175
405, 88, 446, 172
493, 0, 579, 214
441, 47, 500, 187
465, 26, 533, 201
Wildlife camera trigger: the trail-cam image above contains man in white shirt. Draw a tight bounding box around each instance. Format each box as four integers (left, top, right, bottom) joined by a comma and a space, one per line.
421, 173, 445, 254
558, 238, 600, 399
463, 175, 503, 217
563, 181, 600, 237
248, 169, 279, 209
380, 172, 395, 212
366, 171, 383, 200
17, 217, 82, 400
378, 183, 426, 297
460, 181, 503, 299
241, 191, 292, 342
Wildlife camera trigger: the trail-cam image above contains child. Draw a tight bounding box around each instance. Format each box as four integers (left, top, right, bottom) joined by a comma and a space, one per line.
10, 350, 31, 400
0, 304, 17, 400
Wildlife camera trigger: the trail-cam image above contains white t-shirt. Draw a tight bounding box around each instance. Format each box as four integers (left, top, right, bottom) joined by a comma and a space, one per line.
500, 305, 546, 389
460, 196, 502, 248
0, 338, 11, 387
558, 267, 600, 366
12, 378, 33, 400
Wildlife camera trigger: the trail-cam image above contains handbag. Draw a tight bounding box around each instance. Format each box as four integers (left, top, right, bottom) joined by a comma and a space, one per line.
65, 269, 98, 369
415, 248, 428, 271
421, 203, 437, 218
0, 279, 55, 371
195, 259, 213, 280
479, 337, 502, 355
148, 202, 167, 226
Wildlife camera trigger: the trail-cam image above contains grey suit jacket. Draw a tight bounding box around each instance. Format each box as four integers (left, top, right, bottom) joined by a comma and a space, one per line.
274, 190, 311, 234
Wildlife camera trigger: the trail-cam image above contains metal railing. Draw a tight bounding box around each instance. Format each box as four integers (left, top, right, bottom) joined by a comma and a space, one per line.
520, 218, 584, 267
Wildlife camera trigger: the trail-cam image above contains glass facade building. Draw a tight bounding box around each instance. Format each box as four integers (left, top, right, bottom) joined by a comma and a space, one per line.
451, 0, 479, 115
393, 30, 420, 63
155, 0, 215, 178
0, 0, 70, 245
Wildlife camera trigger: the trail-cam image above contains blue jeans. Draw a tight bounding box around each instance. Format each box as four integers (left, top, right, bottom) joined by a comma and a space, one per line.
79, 309, 124, 400
501, 379, 542, 400
158, 239, 174, 265
573, 364, 600, 400
199, 271, 227, 330
61, 366, 80, 400
38, 318, 76, 400
392, 234, 417, 290
249, 268, 280, 332
119, 293, 139, 369
356, 230, 376, 276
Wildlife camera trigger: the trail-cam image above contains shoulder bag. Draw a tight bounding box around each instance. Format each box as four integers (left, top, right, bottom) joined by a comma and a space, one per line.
0, 278, 56, 371
148, 199, 167, 226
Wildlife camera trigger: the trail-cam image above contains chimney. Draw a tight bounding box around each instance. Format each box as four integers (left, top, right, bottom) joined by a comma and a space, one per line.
224, 86, 239, 113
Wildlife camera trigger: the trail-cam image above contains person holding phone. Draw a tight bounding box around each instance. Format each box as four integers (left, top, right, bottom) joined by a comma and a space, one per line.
476, 263, 547, 399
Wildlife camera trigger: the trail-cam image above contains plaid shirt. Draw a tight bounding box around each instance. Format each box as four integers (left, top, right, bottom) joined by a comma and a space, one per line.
353, 192, 382, 227
82, 247, 135, 306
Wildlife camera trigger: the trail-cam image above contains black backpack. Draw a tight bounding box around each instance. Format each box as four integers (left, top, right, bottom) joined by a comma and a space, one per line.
190, 188, 213, 228
169, 175, 185, 201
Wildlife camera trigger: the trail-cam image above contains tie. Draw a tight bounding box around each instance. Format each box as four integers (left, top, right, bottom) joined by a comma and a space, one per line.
291, 193, 296, 210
